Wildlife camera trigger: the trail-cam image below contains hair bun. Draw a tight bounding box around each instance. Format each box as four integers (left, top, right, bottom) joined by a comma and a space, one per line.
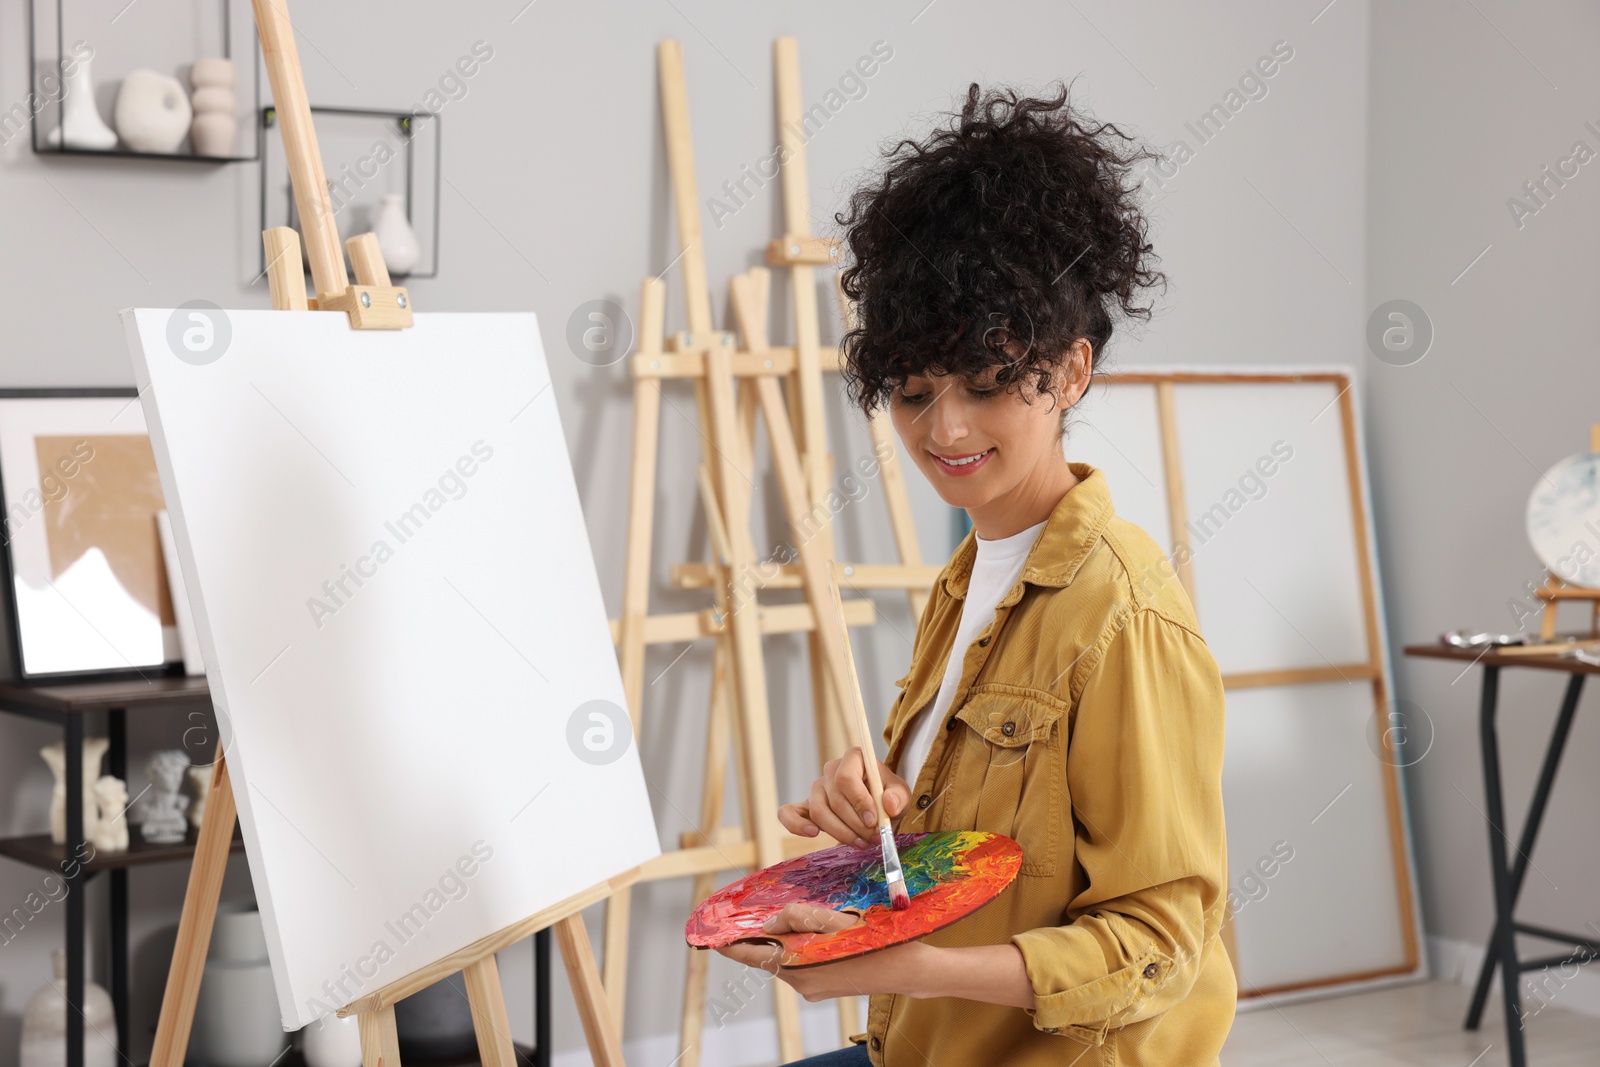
836, 80, 1166, 415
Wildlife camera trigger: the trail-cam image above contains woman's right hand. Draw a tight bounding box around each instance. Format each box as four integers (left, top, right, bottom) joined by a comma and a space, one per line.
778, 746, 913, 848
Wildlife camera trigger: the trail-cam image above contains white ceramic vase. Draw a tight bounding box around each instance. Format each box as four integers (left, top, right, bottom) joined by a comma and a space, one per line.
114, 68, 191, 153
45, 52, 116, 150
191, 902, 287, 1067
189, 57, 237, 157
373, 193, 422, 275
301, 1013, 363, 1067
20, 949, 118, 1067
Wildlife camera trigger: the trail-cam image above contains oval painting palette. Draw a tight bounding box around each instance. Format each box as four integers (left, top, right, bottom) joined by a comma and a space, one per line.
685, 830, 1022, 967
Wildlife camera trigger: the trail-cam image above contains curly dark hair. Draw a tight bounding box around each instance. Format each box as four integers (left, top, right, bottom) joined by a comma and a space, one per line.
835, 81, 1166, 417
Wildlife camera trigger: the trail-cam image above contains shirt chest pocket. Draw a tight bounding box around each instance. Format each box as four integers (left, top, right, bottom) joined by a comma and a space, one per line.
946, 683, 1070, 878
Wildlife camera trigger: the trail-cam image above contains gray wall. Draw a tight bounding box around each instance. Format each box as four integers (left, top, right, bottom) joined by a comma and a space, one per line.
0, 0, 1401, 1061
1368, 0, 1600, 966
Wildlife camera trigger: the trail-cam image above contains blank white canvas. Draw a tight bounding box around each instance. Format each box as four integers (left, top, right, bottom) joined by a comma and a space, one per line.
122, 309, 660, 1028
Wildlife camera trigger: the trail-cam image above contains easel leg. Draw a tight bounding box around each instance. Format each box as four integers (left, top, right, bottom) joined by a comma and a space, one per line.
865, 407, 929, 623
600, 892, 632, 1027
463, 956, 519, 1067
601, 280, 667, 1029
704, 345, 805, 1062
835, 996, 861, 1045
680, 631, 736, 1067
556, 914, 628, 1067
150, 756, 238, 1067
357, 1007, 402, 1067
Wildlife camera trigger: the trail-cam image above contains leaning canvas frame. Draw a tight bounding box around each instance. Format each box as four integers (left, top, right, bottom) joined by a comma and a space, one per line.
1066, 365, 1427, 1004
0, 387, 181, 681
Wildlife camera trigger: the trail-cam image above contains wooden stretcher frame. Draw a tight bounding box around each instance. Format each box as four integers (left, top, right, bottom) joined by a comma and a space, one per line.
1093, 367, 1426, 1000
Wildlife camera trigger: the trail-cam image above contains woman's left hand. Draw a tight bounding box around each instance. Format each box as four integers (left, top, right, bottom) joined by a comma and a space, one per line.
714, 902, 929, 1001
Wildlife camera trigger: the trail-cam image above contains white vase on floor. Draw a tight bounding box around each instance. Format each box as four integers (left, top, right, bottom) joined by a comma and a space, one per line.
301, 1013, 363, 1067
191, 902, 287, 1067
45, 52, 117, 150
373, 193, 422, 275
20, 949, 118, 1067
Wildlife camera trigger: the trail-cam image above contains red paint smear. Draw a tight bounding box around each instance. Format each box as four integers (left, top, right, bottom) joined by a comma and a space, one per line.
685, 831, 1021, 968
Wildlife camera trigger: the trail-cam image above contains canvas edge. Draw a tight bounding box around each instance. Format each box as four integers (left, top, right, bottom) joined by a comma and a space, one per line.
119, 306, 306, 1027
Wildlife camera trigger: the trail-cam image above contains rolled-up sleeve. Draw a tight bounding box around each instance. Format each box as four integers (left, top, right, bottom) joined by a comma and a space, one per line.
1010, 607, 1228, 1041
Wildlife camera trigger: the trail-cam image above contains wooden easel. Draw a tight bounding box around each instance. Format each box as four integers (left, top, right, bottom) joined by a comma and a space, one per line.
597, 37, 940, 1065
1535, 423, 1600, 639
150, 3, 632, 1065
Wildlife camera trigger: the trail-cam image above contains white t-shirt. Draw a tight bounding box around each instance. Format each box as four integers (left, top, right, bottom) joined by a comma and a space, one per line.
895, 518, 1048, 785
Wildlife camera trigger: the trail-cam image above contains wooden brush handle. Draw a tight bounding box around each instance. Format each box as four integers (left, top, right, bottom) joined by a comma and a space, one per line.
823, 570, 892, 831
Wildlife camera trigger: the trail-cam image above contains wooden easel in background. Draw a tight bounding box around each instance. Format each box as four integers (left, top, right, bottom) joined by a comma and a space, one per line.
599, 37, 940, 1065
150, 3, 632, 1065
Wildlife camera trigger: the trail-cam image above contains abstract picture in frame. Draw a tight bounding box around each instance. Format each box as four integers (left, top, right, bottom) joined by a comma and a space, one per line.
0, 388, 181, 680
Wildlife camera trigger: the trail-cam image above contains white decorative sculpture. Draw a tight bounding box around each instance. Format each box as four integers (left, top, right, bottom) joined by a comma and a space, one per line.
188, 764, 214, 829
374, 193, 422, 275
140, 750, 190, 844
188, 57, 237, 157
45, 50, 117, 150
91, 776, 129, 853
114, 69, 191, 153
40, 738, 109, 845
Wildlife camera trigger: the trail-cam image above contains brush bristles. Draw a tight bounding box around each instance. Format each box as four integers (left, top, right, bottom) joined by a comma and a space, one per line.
879, 825, 911, 909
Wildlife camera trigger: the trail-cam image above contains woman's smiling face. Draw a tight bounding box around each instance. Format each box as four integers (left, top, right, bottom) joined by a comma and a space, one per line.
888, 344, 1091, 516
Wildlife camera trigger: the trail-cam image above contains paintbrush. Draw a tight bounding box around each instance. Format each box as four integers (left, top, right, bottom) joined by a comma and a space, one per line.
823, 570, 912, 910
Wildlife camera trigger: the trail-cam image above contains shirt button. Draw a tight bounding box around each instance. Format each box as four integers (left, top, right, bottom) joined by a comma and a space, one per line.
870, 1036, 881, 1051
946, 717, 958, 731
1043, 1026, 1060, 1034
1001, 721, 1016, 737
1143, 963, 1160, 979
917, 793, 932, 809
978, 636, 991, 647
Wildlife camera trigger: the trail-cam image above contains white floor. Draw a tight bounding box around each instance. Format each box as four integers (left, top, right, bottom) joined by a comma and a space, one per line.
1224, 980, 1600, 1065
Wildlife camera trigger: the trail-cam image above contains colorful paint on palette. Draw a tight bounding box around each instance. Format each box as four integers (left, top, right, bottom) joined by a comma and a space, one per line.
685, 830, 1021, 967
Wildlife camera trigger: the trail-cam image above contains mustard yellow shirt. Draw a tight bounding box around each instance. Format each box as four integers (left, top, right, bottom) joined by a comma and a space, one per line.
865, 462, 1235, 1066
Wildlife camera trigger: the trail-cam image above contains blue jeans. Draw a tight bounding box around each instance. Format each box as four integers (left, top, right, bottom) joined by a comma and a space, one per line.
785, 1045, 871, 1066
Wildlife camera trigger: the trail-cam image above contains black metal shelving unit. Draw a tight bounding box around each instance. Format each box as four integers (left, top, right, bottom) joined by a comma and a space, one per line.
0, 675, 553, 1067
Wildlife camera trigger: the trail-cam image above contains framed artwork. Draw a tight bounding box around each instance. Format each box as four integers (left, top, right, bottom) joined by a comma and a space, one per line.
0, 389, 181, 680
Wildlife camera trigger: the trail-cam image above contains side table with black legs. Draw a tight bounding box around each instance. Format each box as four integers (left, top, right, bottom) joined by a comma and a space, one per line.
1404, 644, 1600, 1067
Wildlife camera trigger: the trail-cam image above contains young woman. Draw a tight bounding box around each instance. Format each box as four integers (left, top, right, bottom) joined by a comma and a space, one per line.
714, 84, 1235, 1065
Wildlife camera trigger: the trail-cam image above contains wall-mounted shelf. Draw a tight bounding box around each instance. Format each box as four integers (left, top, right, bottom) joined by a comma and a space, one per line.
259, 105, 442, 280
27, 0, 262, 164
